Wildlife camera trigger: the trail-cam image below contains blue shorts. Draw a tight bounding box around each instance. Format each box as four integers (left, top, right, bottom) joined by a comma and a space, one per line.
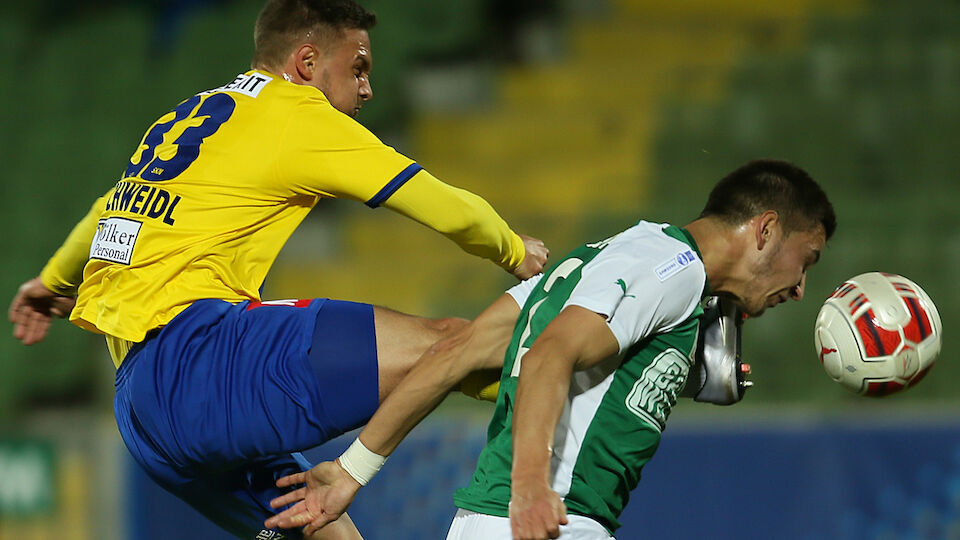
114, 298, 380, 539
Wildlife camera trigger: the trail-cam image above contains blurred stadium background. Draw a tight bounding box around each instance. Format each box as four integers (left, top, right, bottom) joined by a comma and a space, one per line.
1, 0, 958, 538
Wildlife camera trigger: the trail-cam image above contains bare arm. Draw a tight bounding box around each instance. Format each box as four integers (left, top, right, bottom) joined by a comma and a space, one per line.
361, 293, 519, 455
265, 293, 522, 534
509, 305, 620, 540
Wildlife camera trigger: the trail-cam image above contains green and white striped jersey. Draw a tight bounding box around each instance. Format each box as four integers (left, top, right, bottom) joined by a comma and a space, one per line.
454, 221, 711, 533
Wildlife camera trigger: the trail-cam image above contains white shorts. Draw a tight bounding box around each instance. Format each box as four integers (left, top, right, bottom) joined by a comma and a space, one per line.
445, 508, 615, 540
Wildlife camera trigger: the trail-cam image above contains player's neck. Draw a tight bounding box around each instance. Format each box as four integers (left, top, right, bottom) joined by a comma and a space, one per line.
685, 217, 753, 296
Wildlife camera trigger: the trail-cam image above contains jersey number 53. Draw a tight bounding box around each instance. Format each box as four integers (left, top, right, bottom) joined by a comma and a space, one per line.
125, 93, 236, 182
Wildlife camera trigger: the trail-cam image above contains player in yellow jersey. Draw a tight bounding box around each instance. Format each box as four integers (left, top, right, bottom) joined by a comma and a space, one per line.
8, 1, 548, 539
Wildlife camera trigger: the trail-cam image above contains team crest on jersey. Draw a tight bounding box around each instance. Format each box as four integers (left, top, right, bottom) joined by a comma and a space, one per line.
89, 217, 142, 265
254, 530, 284, 539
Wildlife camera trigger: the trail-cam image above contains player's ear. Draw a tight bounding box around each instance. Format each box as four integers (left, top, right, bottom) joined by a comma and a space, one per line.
293, 43, 320, 82
755, 210, 779, 250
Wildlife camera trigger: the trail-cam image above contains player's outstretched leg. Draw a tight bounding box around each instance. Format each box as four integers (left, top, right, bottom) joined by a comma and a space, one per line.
113, 297, 467, 539
369, 305, 469, 402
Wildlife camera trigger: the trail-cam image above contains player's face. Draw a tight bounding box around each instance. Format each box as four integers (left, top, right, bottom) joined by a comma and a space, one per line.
316, 28, 373, 118
737, 223, 825, 317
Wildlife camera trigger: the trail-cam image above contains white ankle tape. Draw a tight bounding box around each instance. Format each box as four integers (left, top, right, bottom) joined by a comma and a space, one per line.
338, 438, 386, 486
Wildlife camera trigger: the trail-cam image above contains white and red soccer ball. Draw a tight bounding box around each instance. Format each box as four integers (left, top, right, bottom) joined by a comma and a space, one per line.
814, 272, 942, 397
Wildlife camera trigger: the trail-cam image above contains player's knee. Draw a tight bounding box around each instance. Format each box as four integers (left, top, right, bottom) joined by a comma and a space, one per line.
425, 316, 470, 336
397, 317, 466, 361
425, 326, 469, 358
423, 322, 498, 376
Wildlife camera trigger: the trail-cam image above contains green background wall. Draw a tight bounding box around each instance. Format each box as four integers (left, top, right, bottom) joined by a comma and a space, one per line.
1, 0, 956, 426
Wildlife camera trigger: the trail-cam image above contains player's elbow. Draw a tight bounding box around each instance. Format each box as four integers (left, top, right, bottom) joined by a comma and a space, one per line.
435, 191, 493, 237
438, 212, 482, 239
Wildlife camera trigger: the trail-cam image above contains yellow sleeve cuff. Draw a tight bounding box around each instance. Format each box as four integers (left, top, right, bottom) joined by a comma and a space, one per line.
39, 189, 112, 296
458, 368, 501, 402
502, 230, 526, 272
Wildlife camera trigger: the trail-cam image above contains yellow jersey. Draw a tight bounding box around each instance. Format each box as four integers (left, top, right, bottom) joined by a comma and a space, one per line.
40, 70, 525, 367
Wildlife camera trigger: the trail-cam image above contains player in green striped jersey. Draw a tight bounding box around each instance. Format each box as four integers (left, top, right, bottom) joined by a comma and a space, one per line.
265, 160, 836, 539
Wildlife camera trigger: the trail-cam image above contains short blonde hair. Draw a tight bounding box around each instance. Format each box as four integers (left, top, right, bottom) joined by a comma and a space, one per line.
251, 0, 376, 69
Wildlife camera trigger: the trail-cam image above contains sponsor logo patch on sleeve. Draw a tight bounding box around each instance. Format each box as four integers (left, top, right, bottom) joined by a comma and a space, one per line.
654, 250, 697, 282
89, 217, 142, 265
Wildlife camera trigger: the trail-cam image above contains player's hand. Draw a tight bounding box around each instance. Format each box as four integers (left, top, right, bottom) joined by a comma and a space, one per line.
265, 459, 362, 536
9, 277, 76, 345
509, 480, 568, 540
512, 235, 549, 280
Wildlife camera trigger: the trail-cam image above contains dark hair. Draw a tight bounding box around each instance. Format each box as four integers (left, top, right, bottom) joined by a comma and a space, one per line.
700, 159, 836, 240
252, 0, 376, 69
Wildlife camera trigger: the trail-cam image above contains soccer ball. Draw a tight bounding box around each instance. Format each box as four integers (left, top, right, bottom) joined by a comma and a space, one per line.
814, 272, 942, 397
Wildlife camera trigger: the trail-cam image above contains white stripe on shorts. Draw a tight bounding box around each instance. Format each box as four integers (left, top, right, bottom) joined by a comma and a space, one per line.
445, 508, 615, 540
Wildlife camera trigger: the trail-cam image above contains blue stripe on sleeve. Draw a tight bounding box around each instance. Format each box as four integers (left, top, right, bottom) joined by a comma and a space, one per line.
364, 163, 424, 208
